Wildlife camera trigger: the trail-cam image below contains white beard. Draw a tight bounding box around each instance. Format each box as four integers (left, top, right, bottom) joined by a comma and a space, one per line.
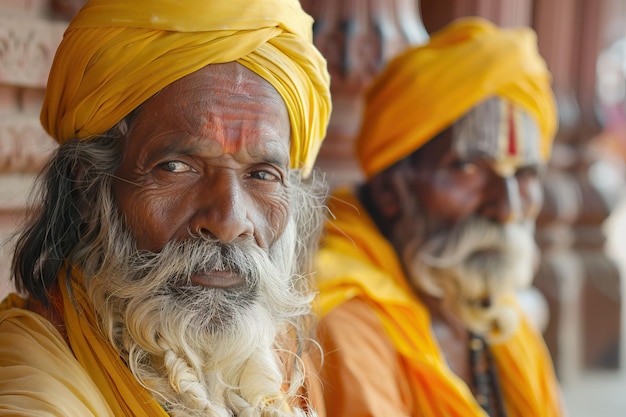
404, 217, 538, 343
85, 214, 316, 417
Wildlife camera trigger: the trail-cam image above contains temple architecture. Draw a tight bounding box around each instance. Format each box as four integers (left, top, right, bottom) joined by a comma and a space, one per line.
1, 0, 626, 386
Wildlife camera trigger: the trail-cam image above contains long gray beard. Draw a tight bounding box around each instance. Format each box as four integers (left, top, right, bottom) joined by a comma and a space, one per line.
85, 212, 316, 416
405, 217, 538, 343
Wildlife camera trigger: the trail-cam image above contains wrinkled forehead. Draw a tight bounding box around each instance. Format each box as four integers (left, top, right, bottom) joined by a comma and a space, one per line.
452, 96, 542, 176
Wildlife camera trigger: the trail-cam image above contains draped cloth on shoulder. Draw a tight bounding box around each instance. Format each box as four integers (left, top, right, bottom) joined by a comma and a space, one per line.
41, 0, 331, 178
0, 271, 167, 416
315, 188, 563, 417
355, 17, 557, 178
1, 266, 323, 415
57, 267, 169, 415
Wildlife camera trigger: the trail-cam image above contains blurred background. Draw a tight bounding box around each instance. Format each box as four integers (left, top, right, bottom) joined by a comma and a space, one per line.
1, 0, 626, 415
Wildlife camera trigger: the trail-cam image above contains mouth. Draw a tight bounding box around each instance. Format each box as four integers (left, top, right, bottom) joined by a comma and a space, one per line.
469, 246, 504, 258
190, 270, 246, 289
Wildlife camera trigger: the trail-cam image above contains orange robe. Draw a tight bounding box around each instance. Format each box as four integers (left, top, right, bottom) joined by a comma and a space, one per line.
315, 189, 563, 417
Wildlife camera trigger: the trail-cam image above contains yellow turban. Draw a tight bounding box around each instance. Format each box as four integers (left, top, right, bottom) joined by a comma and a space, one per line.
41, 0, 331, 178
356, 17, 557, 178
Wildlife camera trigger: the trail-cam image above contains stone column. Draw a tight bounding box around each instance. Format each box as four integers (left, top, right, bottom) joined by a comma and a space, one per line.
300, 0, 429, 190
533, 0, 625, 383
0, 0, 66, 298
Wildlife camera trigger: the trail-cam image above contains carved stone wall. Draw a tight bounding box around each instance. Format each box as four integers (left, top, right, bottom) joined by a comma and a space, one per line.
0, 0, 65, 298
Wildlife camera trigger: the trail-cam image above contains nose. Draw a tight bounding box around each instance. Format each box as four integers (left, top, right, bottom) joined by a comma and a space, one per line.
189, 172, 255, 244
481, 175, 523, 224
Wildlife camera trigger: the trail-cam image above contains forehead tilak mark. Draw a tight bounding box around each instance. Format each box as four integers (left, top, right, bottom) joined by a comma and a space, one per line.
451, 97, 541, 175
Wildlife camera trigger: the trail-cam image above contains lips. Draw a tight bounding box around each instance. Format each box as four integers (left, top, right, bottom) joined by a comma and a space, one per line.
190, 270, 245, 289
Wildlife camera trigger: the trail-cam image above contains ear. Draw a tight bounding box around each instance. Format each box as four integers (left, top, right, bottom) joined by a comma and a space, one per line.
365, 168, 403, 221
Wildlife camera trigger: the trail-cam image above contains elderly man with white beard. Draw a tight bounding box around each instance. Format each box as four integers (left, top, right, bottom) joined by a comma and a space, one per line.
0, 1, 331, 416
314, 18, 565, 417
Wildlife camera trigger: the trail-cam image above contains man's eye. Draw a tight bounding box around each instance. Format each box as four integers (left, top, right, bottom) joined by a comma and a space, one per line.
249, 170, 279, 181
451, 160, 479, 175
159, 161, 193, 173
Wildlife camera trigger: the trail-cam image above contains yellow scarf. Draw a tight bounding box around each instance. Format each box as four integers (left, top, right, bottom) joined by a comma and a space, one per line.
315, 189, 562, 417
58, 267, 169, 416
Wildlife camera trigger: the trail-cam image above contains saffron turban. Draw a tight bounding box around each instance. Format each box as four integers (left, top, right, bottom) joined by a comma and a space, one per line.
40, 0, 331, 178
356, 17, 557, 178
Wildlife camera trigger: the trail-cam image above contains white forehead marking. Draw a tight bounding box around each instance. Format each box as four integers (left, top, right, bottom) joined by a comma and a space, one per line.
452, 97, 541, 175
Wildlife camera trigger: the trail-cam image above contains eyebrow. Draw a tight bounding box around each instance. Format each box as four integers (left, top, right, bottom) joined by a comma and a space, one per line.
144, 143, 195, 162
454, 148, 494, 160
242, 135, 291, 168
143, 139, 290, 168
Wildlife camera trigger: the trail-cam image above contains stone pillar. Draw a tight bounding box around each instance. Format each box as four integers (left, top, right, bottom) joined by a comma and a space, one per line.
532, 0, 625, 383
0, 0, 66, 299
531, 0, 586, 384
300, 0, 429, 190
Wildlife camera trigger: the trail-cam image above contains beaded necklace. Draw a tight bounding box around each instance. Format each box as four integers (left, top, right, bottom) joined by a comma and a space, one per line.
469, 332, 508, 417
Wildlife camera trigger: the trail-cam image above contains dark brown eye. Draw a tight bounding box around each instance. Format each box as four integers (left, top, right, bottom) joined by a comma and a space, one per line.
451, 159, 479, 175
159, 161, 193, 173
249, 170, 279, 181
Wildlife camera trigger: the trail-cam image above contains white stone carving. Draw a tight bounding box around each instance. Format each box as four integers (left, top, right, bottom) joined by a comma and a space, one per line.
0, 113, 57, 173
0, 15, 65, 88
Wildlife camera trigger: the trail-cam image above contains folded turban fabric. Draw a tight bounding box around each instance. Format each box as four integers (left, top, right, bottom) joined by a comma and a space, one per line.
355, 17, 558, 179
41, 0, 331, 178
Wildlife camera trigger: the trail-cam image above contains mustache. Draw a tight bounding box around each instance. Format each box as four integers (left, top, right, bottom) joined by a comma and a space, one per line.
418, 217, 528, 269
121, 236, 269, 289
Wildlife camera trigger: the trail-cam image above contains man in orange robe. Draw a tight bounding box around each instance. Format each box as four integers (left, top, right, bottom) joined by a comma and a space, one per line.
0, 0, 331, 415
314, 17, 565, 417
